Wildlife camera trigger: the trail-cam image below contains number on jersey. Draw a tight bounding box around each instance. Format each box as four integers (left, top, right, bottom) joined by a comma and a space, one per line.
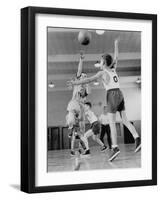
113, 76, 118, 83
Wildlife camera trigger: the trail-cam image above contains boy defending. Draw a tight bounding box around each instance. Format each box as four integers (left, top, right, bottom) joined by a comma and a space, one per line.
68, 39, 141, 161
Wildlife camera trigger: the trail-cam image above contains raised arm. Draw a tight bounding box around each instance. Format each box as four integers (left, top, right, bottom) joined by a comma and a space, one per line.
76, 52, 85, 77
113, 38, 119, 69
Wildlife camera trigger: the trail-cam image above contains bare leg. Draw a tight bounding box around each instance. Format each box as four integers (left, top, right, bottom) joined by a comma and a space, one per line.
80, 136, 89, 150
77, 104, 86, 150
108, 113, 121, 161
108, 113, 118, 148
78, 121, 86, 150
71, 131, 75, 151
120, 111, 139, 139
92, 135, 104, 147
80, 129, 93, 150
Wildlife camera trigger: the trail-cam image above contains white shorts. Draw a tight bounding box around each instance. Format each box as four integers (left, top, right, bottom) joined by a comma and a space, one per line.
67, 99, 81, 113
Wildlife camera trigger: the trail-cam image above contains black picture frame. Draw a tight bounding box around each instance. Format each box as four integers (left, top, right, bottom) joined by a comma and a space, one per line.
21, 6, 157, 193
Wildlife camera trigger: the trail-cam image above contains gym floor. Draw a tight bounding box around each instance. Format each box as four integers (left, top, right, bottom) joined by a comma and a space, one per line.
47, 144, 141, 172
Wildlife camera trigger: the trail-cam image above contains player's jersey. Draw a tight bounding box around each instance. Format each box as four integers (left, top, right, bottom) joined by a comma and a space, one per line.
101, 68, 120, 91
85, 110, 98, 124
99, 114, 109, 125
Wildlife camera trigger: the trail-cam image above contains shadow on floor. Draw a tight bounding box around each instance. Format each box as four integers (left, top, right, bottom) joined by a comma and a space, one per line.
10, 184, 20, 191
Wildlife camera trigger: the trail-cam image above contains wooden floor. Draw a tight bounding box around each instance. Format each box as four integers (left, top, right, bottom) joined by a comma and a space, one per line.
47, 144, 141, 172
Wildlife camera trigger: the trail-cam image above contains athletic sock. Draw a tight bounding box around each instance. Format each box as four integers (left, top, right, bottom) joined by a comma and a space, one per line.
112, 145, 118, 149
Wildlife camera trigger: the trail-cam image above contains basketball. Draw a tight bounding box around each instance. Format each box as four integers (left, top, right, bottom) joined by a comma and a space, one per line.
78, 30, 91, 45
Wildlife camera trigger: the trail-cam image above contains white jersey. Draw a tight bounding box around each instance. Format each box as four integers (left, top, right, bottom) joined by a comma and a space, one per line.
99, 114, 109, 125
101, 68, 120, 91
85, 110, 98, 124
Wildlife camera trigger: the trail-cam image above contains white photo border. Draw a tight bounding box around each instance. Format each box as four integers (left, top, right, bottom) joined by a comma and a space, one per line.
35, 14, 152, 187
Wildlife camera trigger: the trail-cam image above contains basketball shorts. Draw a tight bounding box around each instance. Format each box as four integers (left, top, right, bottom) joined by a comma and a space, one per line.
90, 121, 101, 135
106, 88, 125, 113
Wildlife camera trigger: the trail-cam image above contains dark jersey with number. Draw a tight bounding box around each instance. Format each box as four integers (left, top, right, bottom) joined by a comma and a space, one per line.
101, 68, 120, 91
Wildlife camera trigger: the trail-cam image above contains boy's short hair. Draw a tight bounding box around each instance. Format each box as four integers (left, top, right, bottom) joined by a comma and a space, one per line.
85, 102, 92, 108
102, 53, 113, 67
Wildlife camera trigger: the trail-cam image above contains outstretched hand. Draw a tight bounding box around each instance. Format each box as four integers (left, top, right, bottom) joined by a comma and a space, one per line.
67, 80, 75, 88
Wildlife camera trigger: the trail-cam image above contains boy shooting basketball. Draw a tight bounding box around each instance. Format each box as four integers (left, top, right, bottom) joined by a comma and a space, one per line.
68, 39, 141, 161
66, 52, 90, 155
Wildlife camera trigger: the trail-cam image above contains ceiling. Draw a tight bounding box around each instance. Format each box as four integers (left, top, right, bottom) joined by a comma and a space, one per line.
47, 28, 141, 91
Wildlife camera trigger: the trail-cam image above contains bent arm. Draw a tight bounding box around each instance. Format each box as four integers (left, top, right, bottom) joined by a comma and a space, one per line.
73, 71, 103, 85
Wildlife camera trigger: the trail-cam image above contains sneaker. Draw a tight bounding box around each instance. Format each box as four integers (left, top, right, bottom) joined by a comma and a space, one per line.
135, 137, 141, 153
68, 132, 72, 138
82, 149, 90, 155
75, 135, 80, 140
108, 147, 120, 162
68, 128, 73, 138
70, 150, 75, 156
101, 145, 108, 152
78, 149, 82, 154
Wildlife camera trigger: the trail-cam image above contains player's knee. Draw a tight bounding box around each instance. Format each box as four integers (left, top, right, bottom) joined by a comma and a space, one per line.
80, 135, 84, 141
71, 135, 75, 141
83, 134, 88, 139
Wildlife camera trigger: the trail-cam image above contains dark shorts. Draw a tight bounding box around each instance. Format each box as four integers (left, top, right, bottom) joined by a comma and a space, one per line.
106, 88, 125, 113
90, 121, 101, 135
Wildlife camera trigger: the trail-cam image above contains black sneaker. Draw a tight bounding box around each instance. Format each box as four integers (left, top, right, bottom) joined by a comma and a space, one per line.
82, 149, 90, 155
78, 149, 82, 154
68, 133, 72, 138
68, 129, 73, 138
108, 147, 120, 162
135, 137, 141, 153
101, 146, 108, 152
75, 135, 80, 139
70, 150, 75, 156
